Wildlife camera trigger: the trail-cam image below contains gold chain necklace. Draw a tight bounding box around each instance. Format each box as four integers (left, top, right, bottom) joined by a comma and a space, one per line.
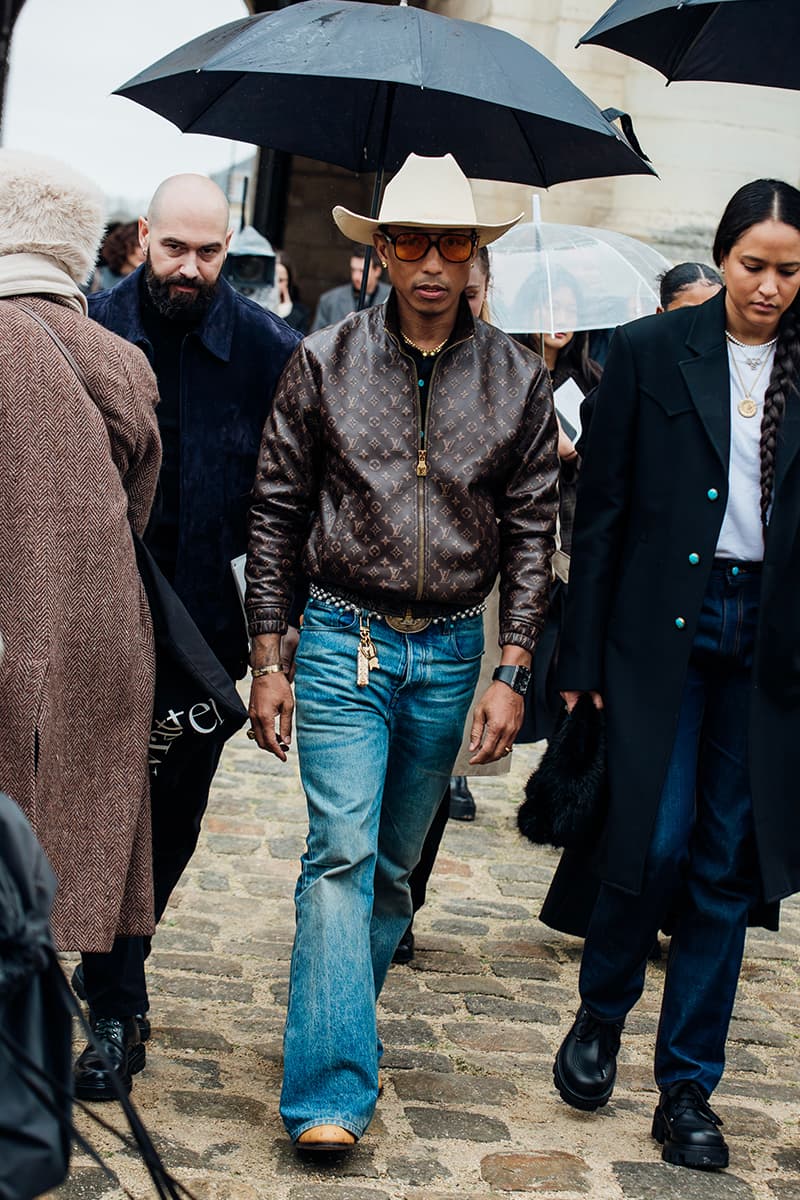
725, 330, 777, 369
401, 331, 448, 358
726, 338, 774, 418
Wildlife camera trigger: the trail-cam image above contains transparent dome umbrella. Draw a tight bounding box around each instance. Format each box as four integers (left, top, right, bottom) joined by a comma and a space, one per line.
579, 0, 799, 91
488, 198, 672, 335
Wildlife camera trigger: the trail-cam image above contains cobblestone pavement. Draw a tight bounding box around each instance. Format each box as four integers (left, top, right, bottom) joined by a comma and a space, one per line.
53, 731, 799, 1200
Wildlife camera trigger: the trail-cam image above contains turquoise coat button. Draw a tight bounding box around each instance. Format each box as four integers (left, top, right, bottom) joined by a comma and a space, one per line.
707, 488, 719, 501
675, 617, 686, 629
688, 553, 700, 565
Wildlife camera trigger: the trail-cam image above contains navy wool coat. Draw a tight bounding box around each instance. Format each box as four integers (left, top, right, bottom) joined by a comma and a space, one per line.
557, 289, 800, 907
90, 268, 300, 675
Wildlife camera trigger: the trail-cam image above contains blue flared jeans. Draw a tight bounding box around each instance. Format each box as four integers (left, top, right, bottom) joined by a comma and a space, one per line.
579, 563, 762, 1097
280, 599, 483, 1140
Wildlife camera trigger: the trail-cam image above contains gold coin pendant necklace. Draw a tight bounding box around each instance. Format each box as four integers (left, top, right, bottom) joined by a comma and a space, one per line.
725, 331, 777, 418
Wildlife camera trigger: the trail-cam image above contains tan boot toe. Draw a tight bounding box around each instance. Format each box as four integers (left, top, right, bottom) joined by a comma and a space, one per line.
296, 1125, 356, 1155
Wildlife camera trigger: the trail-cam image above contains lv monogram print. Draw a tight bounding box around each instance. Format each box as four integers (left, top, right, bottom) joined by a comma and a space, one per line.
247, 297, 560, 654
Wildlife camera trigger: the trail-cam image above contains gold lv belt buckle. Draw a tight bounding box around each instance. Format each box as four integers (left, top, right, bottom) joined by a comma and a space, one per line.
385, 608, 432, 634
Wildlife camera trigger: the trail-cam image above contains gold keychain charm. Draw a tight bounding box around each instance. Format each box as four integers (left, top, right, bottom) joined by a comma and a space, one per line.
357, 615, 380, 686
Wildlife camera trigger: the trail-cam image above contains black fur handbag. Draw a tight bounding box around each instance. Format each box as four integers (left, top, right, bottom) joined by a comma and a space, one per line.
518, 694, 608, 849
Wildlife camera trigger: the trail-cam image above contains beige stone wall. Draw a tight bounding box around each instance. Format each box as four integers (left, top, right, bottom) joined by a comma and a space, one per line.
429, 0, 800, 263
281, 157, 377, 314
277, 0, 800, 305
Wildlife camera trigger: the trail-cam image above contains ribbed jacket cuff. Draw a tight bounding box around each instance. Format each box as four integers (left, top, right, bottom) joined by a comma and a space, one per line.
246, 607, 289, 637
499, 622, 542, 655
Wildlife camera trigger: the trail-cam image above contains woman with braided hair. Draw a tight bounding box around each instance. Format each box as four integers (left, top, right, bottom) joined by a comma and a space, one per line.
548, 179, 800, 1172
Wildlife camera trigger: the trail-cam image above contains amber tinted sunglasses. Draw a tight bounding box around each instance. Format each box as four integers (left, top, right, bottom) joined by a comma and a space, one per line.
380, 229, 478, 263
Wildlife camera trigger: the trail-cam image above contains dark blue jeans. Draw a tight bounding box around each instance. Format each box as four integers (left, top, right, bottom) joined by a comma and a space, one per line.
579, 564, 761, 1097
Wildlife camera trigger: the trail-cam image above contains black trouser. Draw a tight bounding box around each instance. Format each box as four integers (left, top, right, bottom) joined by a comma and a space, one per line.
408, 783, 451, 916
81, 732, 226, 1018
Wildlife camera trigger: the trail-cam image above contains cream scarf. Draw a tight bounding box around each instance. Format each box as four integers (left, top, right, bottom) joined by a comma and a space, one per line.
0, 252, 87, 315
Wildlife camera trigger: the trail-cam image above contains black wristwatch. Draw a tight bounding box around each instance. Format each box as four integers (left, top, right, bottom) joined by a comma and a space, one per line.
492, 664, 532, 696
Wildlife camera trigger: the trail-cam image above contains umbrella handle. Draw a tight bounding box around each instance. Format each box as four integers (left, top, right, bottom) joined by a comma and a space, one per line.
602, 108, 651, 164
358, 81, 397, 311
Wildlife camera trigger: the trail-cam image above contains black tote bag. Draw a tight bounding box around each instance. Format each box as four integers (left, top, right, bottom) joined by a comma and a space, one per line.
133, 534, 247, 790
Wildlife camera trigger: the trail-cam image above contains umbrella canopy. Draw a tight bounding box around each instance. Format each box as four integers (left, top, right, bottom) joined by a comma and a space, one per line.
489, 203, 671, 334
115, 0, 654, 188
579, 0, 799, 90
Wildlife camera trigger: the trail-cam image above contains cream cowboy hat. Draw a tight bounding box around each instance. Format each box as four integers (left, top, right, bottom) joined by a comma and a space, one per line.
333, 153, 523, 249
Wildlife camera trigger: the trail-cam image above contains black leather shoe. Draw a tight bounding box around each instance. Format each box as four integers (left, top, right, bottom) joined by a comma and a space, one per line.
71, 964, 151, 1043
449, 776, 476, 821
652, 1081, 729, 1170
392, 923, 415, 965
553, 1005, 623, 1111
74, 1016, 145, 1102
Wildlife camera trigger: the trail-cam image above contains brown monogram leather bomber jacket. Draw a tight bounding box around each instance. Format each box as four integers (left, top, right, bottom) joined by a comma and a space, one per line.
246, 294, 559, 653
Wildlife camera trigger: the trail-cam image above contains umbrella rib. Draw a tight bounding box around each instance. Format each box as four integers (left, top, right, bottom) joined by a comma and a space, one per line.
597, 234, 660, 301
179, 69, 250, 134
411, 6, 425, 85
511, 108, 549, 188
665, 3, 719, 83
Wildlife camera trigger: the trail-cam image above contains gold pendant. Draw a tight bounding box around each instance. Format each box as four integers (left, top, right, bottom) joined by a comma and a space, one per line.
356, 615, 380, 687
738, 396, 758, 418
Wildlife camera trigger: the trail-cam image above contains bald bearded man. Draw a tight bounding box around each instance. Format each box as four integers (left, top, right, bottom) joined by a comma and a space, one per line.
83, 175, 300, 1100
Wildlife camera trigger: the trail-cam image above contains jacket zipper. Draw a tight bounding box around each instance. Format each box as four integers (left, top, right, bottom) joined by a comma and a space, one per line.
392, 334, 471, 602
415, 355, 443, 598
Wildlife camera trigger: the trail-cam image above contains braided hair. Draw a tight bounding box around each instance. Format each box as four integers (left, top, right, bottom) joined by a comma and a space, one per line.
712, 179, 800, 530
658, 262, 721, 310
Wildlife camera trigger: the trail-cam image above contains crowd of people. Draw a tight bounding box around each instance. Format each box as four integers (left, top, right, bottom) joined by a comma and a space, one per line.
0, 139, 799, 1183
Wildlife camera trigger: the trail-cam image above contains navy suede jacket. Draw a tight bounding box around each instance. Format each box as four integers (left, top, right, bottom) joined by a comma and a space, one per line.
89, 267, 300, 676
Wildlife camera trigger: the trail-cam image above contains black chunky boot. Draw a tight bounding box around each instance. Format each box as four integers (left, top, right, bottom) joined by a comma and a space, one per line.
553, 1005, 623, 1111
652, 1081, 729, 1170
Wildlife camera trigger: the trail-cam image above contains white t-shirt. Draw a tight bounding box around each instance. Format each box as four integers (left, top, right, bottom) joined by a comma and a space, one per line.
716, 340, 776, 562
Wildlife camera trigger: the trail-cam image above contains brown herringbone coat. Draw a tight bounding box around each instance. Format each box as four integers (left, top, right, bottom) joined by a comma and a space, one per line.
0, 297, 161, 952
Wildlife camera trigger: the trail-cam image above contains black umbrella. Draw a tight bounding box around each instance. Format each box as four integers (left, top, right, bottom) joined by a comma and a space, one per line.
115, 0, 653, 191
579, 0, 799, 90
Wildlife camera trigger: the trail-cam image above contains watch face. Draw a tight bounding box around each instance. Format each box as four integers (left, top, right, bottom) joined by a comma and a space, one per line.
515, 668, 532, 694
493, 665, 531, 694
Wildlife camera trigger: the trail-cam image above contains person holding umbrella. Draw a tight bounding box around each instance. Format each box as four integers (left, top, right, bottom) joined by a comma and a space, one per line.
552, 178, 800, 1171
246, 152, 559, 1155
84, 174, 300, 1097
